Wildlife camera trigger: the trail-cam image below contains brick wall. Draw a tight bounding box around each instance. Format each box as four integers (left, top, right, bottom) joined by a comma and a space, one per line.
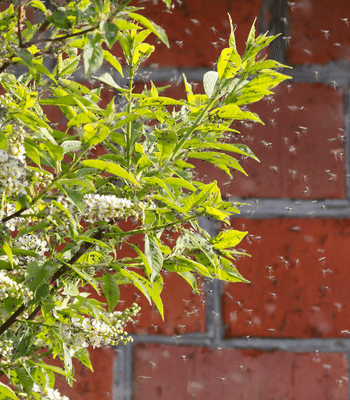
56, 0, 350, 399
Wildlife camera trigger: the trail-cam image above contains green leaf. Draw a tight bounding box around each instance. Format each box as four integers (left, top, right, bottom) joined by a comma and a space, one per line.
129, 12, 169, 48
0, 382, 20, 400
74, 348, 93, 372
217, 256, 250, 283
133, 42, 155, 65
24, 141, 41, 166
217, 47, 241, 79
118, 268, 151, 303
68, 264, 100, 294
3, 241, 13, 268
145, 234, 163, 282
59, 185, 85, 212
67, 113, 95, 127
228, 14, 237, 49
102, 273, 120, 312
15, 364, 34, 397
30, 361, 68, 377
242, 32, 279, 63
210, 104, 263, 124
184, 140, 259, 162
177, 271, 199, 293
61, 140, 82, 154
12, 325, 33, 361
212, 229, 248, 249
140, 97, 186, 106
47, 9, 71, 30
183, 74, 195, 104
164, 177, 196, 191
82, 159, 140, 186
17, 221, 49, 239
155, 129, 177, 159
84, 39, 104, 76
29, 0, 47, 14
33, 282, 50, 303
245, 59, 292, 75
61, 341, 74, 382
183, 182, 216, 212
95, 72, 127, 92
25, 261, 55, 292
63, 281, 80, 296
103, 50, 124, 77
128, 244, 152, 278
153, 194, 185, 214
60, 178, 95, 192
189, 151, 247, 176
164, 256, 210, 277
246, 17, 256, 49
0, 132, 8, 150
39, 96, 79, 106
39, 142, 63, 162
203, 71, 220, 98
102, 21, 119, 48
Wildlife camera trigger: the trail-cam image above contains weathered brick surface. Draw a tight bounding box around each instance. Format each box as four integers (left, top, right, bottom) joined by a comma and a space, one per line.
110, 0, 262, 68
134, 344, 348, 399
116, 272, 206, 336
191, 82, 346, 199
286, 0, 350, 65
223, 218, 350, 338
55, 347, 115, 400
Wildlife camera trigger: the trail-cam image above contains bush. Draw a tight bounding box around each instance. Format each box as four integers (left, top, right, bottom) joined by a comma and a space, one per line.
0, 1, 290, 398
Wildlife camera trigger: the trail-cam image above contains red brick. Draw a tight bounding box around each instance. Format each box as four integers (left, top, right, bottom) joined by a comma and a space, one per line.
55, 347, 115, 400
111, 0, 262, 68
116, 272, 206, 336
223, 218, 350, 338
134, 344, 348, 399
192, 82, 345, 199
286, 0, 350, 65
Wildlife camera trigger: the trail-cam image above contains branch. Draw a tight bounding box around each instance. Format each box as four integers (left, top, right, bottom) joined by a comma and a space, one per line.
27, 25, 97, 46
17, 1, 23, 47
0, 227, 105, 336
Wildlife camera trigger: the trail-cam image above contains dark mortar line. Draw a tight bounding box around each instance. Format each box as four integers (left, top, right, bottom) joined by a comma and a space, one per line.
113, 342, 134, 400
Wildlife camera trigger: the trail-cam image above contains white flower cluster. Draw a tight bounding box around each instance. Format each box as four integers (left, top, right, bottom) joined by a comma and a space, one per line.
0, 338, 13, 358
32, 384, 69, 400
0, 126, 28, 196
0, 233, 48, 267
83, 194, 142, 222
0, 149, 28, 195
60, 303, 140, 350
31, 168, 53, 192
17, 234, 48, 258
8, 126, 26, 164
0, 202, 46, 232
1, 202, 20, 231
0, 270, 33, 302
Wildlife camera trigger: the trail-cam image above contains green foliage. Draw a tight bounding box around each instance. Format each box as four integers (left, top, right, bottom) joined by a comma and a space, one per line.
0, 1, 291, 398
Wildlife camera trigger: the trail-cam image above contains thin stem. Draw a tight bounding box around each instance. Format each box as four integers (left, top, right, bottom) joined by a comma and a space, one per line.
126, 64, 134, 169
107, 212, 203, 238
171, 91, 221, 162
27, 26, 97, 46
17, 1, 23, 47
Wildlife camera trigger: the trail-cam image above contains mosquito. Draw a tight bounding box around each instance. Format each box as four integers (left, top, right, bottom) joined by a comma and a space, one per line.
321, 29, 330, 39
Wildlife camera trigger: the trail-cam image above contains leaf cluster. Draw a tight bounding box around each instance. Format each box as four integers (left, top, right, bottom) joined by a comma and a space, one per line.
0, 1, 291, 398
